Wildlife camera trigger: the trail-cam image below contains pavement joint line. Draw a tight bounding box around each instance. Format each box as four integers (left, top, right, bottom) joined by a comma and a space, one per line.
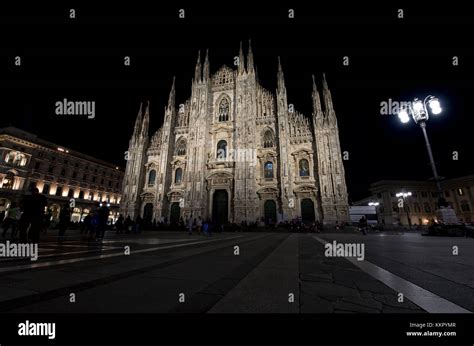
172, 234, 290, 313
312, 236, 471, 314
357, 247, 474, 291
0, 234, 269, 312
0, 235, 244, 274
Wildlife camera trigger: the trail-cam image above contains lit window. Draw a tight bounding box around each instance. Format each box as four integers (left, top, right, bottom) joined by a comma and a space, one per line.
264, 161, 274, 179
299, 159, 310, 177
457, 188, 464, 196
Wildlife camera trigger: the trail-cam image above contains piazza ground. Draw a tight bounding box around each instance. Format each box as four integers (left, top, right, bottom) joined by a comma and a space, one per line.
0, 229, 472, 313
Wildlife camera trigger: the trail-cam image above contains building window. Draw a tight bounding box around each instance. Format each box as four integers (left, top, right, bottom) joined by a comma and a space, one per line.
2, 171, 15, 189
216, 140, 227, 159
445, 190, 451, 197
79, 190, 84, 199
115, 182, 119, 188
56, 186, 63, 196
42, 184, 50, 194
218, 97, 230, 122
108, 181, 112, 187
51, 156, 56, 161
377, 193, 382, 198
424, 203, 431, 212
68, 188, 74, 198
148, 170, 156, 186
175, 138, 186, 156
421, 192, 428, 198
72, 171, 77, 179
414, 203, 421, 213
457, 188, 464, 196
60, 168, 66, 176
412, 192, 418, 197
34, 161, 41, 170
431, 191, 437, 197
461, 202, 471, 212
100, 178, 104, 185
264, 161, 274, 179
92, 176, 96, 183
64, 159, 68, 165
299, 159, 310, 177
5, 151, 27, 167
175, 168, 183, 184
83, 174, 87, 181
28, 181, 37, 191
48, 165, 54, 173
263, 130, 275, 148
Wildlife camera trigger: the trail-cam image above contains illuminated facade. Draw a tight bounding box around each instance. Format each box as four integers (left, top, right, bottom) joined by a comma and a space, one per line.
121, 42, 349, 225
0, 127, 123, 222
356, 176, 474, 226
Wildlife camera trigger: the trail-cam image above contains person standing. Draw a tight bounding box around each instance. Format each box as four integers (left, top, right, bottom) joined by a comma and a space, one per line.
187, 216, 193, 235
196, 216, 202, 235
2, 202, 20, 239
358, 216, 368, 236
115, 215, 124, 234
18, 188, 47, 243
58, 204, 71, 239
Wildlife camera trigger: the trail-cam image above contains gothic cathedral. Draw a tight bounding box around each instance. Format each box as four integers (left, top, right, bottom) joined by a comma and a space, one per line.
120, 42, 349, 225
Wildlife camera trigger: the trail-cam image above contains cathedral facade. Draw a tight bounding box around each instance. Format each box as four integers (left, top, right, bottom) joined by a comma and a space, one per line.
120, 43, 349, 225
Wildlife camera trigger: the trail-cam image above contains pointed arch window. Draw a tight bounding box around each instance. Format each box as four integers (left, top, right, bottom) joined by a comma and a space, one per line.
148, 170, 156, 186
218, 97, 230, 122
216, 140, 227, 160
263, 130, 275, 148
299, 159, 310, 177
175, 138, 186, 156
175, 168, 183, 184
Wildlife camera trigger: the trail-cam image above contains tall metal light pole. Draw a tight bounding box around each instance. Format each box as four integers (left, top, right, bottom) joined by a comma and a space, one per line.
398, 95, 446, 207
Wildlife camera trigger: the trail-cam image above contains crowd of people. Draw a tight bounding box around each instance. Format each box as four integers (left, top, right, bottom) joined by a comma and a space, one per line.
1, 188, 359, 244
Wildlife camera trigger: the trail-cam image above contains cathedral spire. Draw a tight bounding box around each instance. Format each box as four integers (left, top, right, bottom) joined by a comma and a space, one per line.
140, 100, 150, 138
132, 102, 143, 138
167, 76, 176, 109
322, 73, 334, 112
277, 56, 285, 91
312, 74, 323, 118
238, 41, 245, 75
203, 49, 210, 81
247, 39, 254, 74
194, 51, 202, 83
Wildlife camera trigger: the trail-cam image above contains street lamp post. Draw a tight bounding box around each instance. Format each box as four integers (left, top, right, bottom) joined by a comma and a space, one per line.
398, 95, 446, 207
396, 191, 412, 229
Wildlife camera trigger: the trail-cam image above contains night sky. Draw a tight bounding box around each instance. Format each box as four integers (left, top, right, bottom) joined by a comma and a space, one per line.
1, 3, 473, 201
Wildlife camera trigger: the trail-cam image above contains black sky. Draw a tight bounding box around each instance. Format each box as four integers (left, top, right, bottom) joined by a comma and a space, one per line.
1, 3, 473, 201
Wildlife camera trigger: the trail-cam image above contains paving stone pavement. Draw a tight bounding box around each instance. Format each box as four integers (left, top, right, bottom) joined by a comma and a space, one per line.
298, 234, 424, 313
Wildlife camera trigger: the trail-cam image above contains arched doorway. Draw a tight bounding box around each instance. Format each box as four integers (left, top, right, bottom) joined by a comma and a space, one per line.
264, 200, 277, 224
143, 203, 153, 224
212, 189, 228, 224
170, 202, 181, 224
301, 199, 315, 222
